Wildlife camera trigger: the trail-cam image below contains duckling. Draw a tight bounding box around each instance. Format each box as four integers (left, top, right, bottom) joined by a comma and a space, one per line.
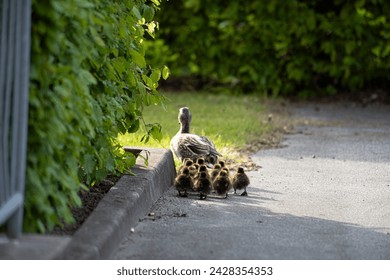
232, 167, 250, 196
188, 165, 198, 178
170, 107, 221, 164
194, 171, 212, 200
196, 157, 206, 165
194, 165, 211, 184
212, 170, 232, 198
197, 164, 210, 179
210, 163, 222, 181
218, 160, 226, 168
221, 166, 230, 176
177, 158, 194, 174
173, 167, 193, 197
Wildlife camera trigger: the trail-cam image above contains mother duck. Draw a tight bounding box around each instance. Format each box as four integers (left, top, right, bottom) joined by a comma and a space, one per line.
170, 107, 221, 164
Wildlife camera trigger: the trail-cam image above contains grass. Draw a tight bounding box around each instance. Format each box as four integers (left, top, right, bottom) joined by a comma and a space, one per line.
118, 91, 274, 165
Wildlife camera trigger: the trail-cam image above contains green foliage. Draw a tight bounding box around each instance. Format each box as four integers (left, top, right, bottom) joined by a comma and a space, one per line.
154, 0, 390, 96
26, 0, 167, 232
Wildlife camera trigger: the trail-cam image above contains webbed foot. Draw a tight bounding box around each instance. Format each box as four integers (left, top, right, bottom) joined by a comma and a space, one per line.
241, 190, 248, 196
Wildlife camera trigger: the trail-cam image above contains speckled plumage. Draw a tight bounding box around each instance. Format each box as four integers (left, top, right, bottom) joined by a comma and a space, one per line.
170, 107, 221, 164
194, 171, 212, 200
212, 170, 232, 198
210, 163, 221, 181
232, 167, 250, 196
173, 167, 193, 197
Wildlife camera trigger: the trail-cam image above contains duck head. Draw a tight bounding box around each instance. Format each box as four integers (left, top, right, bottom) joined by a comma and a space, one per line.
178, 107, 192, 133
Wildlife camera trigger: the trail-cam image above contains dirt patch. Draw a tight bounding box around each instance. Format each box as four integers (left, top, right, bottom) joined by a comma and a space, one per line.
50, 175, 119, 236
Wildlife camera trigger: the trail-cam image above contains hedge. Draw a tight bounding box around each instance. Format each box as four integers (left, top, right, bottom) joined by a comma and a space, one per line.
154, 0, 390, 96
25, 0, 167, 232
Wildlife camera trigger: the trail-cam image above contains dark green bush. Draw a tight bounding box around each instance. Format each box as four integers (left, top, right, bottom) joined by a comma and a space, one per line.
155, 0, 390, 96
26, 0, 167, 232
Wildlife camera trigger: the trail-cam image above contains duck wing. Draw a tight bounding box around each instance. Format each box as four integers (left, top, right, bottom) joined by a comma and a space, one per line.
181, 134, 213, 155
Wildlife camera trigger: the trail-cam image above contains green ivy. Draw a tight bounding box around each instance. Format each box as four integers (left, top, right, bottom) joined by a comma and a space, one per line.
26, 0, 167, 232
154, 0, 390, 96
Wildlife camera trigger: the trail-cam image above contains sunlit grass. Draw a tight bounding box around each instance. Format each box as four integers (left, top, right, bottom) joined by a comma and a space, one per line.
118, 91, 273, 164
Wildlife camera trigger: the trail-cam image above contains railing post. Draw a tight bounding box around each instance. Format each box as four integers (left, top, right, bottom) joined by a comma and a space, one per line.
0, 0, 32, 238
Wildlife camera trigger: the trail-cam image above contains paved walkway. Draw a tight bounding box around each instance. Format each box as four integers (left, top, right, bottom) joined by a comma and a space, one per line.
111, 102, 390, 259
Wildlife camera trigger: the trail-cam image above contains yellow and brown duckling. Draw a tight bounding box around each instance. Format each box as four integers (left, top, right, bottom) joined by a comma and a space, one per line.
197, 164, 210, 180
210, 163, 222, 181
221, 166, 230, 176
194, 171, 212, 200
188, 165, 198, 179
196, 157, 206, 165
212, 170, 232, 198
177, 158, 194, 174
173, 167, 193, 197
232, 167, 250, 196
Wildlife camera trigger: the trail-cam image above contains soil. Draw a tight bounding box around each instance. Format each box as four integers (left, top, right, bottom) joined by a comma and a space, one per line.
50, 175, 120, 236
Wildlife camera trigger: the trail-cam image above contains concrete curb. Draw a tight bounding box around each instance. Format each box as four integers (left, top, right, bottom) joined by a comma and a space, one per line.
0, 148, 175, 260
60, 148, 176, 259
60, 147, 176, 259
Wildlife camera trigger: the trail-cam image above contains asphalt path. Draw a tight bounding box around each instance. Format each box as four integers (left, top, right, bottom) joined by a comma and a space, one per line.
111, 102, 390, 259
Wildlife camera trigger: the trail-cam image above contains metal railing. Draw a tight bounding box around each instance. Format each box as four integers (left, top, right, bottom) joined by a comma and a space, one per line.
0, 0, 31, 238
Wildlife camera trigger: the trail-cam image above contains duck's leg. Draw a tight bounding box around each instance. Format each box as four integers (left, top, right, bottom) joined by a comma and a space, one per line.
240, 187, 248, 196
178, 190, 188, 197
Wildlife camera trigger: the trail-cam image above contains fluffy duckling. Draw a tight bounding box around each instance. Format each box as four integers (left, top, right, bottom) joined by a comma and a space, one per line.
210, 163, 222, 181
170, 107, 221, 164
194, 171, 212, 200
197, 165, 210, 179
212, 170, 232, 198
221, 166, 230, 176
218, 160, 226, 168
173, 167, 193, 197
177, 158, 194, 174
188, 165, 198, 178
196, 157, 206, 165
232, 167, 250, 196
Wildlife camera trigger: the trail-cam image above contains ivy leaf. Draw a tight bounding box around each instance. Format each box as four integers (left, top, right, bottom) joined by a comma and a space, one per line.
132, 6, 142, 20
149, 123, 163, 142
162, 65, 170, 80
150, 69, 161, 83
142, 5, 155, 22
83, 154, 96, 174
127, 118, 140, 133
130, 49, 146, 68
149, 0, 160, 6
78, 69, 97, 85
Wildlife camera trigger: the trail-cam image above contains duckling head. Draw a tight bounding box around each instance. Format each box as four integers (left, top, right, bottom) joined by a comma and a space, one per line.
184, 158, 193, 166
198, 165, 208, 173
218, 170, 228, 177
198, 171, 208, 180
181, 167, 190, 176
212, 163, 221, 170
237, 167, 245, 174
196, 157, 205, 165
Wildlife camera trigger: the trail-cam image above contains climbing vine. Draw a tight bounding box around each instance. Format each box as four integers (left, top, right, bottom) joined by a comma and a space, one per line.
25, 0, 167, 232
